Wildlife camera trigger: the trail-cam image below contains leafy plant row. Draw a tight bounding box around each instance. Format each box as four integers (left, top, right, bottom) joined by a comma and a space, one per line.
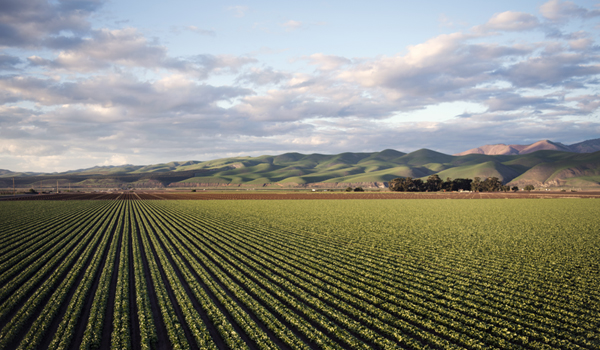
112, 203, 132, 350
136, 201, 347, 350
149, 199, 600, 350
129, 201, 158, 350
80, 201, 126, 350
201, 211, 595, 349
26, 202, 120, 350
1, 198, 598, 349
136, 200, 282, 350
0, 200, 122, 349
0, 200, 115, 297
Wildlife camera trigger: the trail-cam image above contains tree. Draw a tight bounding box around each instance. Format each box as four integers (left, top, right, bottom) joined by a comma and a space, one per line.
353, 187, 364, 192
345, 186, 353, 192
389, 177, 424, 192
389, 177, 413, 192
471, 177, 482, 192
388, 178, 402, 191
482, 177, 502, 192
442, 177, 454, 192
524, 185, 535, 192
412, 179, 424, 192
453, 178, 472, 191
511, 186, 519, 192
425, 174, 443, 192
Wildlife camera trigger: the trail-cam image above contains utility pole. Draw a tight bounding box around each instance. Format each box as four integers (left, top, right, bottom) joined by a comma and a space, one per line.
13, 177, 15, 196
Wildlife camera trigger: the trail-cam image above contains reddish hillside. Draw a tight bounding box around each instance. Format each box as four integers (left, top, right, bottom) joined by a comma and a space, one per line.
455, 140, 573, 156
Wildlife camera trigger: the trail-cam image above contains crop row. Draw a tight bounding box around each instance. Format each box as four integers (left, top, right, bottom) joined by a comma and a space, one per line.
0, 199, 598, 349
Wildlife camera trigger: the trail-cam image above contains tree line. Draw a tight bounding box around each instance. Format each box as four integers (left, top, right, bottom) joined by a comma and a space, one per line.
389, 175, 531, 192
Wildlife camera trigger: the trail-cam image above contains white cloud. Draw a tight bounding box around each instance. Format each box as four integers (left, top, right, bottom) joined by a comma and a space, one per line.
305, 54, 351, 71
25, 27, 256, 78
227, 5, 249, 18
103, 154, 128, 166
236, 67, 289, 85
476, 11, 540, 32
282, 20, 303, 31
540, 0, 600, 22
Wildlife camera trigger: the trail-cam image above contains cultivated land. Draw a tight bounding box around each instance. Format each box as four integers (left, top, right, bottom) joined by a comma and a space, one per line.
3, 190, 600, 201
0, 198, 598, 349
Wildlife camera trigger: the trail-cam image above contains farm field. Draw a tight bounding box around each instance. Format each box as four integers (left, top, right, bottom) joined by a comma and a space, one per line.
3, 190, 600, 201
0, 199, 598, 349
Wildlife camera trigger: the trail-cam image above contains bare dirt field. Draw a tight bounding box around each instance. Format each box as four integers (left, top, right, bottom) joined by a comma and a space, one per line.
2, 191, 600, 201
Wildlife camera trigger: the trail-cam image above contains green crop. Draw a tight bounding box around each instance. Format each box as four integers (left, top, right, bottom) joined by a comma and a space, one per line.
0, 198, 598, 349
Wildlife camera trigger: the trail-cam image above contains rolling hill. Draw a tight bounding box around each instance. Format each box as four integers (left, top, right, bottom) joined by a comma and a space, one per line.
3, 148, 600, 190
454, 138, 600, 156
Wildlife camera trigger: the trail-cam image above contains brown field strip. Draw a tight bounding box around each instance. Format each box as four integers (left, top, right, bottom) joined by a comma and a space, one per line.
2, 191, 600, 201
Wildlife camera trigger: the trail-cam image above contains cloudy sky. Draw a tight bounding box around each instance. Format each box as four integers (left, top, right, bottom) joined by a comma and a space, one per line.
1, 0, 600, 172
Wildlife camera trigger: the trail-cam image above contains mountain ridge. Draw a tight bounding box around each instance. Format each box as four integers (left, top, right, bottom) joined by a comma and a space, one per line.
3, 147, 600, 190
454, 138, 600, 156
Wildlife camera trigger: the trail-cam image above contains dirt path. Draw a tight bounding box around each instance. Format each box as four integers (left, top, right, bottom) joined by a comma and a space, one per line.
3, 191, 599, 201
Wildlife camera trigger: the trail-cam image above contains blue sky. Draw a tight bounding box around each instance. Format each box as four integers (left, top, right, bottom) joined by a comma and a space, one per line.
1, 0, 600, 172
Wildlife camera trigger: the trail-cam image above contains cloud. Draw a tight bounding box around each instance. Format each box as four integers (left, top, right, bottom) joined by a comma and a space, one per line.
337, 32, 498, 100
25, 28, 256, 77
26, 28, 170, 71
305, 54, 351, 71
493, 53, 600, 88
0, 0, 102, 48
236, 67, 289, 86
190, 54, 257, 76
102, 154, 128, 166
0, 54, 22, 70
3, 1, 600, 172
0, 73, 253, 114
184, 26, 216, 37
540, 0, 600, 22
282, 20, 303, 31
227, 5, 249, 18
476, 11, 540, 32
482, 92, 561, 112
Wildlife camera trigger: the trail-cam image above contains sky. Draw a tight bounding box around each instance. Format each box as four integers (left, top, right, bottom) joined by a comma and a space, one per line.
1, 0, 600, 172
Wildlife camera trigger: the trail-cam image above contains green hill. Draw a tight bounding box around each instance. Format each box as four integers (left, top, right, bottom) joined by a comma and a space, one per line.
5, 149, 600, 189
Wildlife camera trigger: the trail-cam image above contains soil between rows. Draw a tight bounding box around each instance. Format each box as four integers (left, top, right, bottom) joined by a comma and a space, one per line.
2, 190, 600, 201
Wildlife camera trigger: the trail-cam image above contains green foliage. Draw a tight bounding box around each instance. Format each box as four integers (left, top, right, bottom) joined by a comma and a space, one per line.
1, 199, 599, 349
425, 174, 443, 191
390, 177, 472, 192
388, 177, 424, 192
524, 185, 535, 192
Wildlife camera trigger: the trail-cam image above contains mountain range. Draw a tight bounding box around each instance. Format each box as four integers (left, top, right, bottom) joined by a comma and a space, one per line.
2, 139, 600, 190
454, 138, 600, 156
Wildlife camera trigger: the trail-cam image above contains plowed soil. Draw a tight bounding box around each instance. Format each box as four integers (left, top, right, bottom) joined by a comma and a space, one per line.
3, 191, 599, 201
